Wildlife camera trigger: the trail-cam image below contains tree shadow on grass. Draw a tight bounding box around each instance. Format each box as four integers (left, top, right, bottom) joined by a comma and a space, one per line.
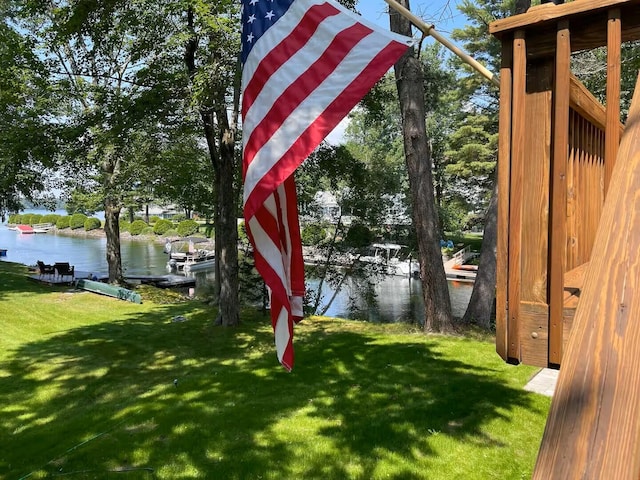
0, 308, 545, 479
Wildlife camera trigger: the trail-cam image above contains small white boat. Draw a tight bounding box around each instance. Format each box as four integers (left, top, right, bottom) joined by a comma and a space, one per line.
183, 254, 216, 273
166, 237, 215, 273
32, 223, 54, 233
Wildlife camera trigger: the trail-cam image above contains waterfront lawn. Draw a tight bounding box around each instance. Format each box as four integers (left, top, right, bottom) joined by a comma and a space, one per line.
0, 261, 550, 479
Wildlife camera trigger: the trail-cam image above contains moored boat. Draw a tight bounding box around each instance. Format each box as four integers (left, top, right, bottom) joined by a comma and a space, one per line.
166, 236, 215, 273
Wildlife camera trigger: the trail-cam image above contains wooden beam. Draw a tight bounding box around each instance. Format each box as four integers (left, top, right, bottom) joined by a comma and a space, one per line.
507, 31, 527, 362
533, 72, 640, 480
490, 0, 634, 36
604, 9, 622, 195
496, 39, 513, 362
548, 22, 571, 366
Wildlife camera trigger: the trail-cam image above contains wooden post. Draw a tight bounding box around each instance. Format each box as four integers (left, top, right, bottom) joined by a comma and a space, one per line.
604, 8, 621, 194
547, 22, 571, 366
533, 72, 640, 480
507, 31, 527, 362
496, 38, 513, 361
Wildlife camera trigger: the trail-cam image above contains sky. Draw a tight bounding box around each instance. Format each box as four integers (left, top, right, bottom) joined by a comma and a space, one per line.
357, 0, 468, 37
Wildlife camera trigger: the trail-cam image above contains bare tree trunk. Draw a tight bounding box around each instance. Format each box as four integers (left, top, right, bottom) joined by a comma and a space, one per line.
390, 0, 453, 333
462, 179, 497, 328
104, 197, 123, 284
184, 7, 239, 327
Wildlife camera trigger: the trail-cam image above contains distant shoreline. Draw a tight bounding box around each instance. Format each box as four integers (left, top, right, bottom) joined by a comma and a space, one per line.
11, 224, 214, 249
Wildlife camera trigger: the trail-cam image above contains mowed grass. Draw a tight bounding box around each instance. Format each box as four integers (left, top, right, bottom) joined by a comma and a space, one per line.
0, 261, 550, 479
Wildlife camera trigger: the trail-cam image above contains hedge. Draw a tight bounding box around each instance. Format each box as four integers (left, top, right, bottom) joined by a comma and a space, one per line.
176, 219, 199, 237
56, 216, 70, 229
129, 220, 149, 236
153, 219, 173, 235
84, 217, 102, 231
70, 213, 88, 230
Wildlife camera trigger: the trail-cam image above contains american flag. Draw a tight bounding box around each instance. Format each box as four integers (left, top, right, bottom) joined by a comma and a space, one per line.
241, 0, 413, 370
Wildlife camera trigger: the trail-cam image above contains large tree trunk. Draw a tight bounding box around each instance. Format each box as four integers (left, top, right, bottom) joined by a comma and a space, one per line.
104, 196, 123, 284
461, 179, 497, 328
215, 129, 240, 326
184, 6, 239, 327
390, 0, 453, 333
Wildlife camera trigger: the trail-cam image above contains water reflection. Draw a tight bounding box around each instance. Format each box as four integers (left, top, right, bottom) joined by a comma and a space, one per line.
306, 274, 472, 323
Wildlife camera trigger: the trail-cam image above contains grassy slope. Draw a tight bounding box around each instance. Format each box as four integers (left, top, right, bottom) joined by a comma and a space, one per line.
0, 261, 550, 479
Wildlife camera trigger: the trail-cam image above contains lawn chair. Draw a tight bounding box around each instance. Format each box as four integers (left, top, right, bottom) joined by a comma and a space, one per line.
54, 262, 75, 281
36, 260, 55, 278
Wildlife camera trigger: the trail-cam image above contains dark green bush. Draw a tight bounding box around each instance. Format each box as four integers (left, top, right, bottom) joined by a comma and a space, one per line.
176, 219, 199, 237
30, 214, 43, 225
172, 213, 187, 222
119, 220, 130, 233
8, 214, 20, 224
69, 213, 88, 230
344, 224, 372, 248
84, 217, 102, 231
153, 219, 173, 235
149, 216, 162, 224
301, 223, 327, 246
141, 226, 154, 235
162, 228, 178, 237
41, 214, 60, 225
56, 216, 70, 229
21, 214, 34, 225
129, 220, 148, 236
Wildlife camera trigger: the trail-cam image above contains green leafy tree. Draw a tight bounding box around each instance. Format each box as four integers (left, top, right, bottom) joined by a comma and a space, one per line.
0, 9, 59, 220
11, 0, 189, 284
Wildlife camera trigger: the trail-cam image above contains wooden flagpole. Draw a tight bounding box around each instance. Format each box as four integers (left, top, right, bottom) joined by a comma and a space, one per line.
384, 0, 500, 87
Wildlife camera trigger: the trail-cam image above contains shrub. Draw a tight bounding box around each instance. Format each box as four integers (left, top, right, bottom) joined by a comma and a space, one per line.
141, 226, 154, 235
153, 219, 173, 235
8, 214, 20, 224
172, 213, 187, 222
301, 223, 327, 246
162, 228, 178, 238
21, 214, 34, 225
42, 214, 60, 225
149, 216, 162, 225
119, 220, 130, 233
177, 219, 199, 237
84, 217, 102, 231
56, 216, 70, 229
69, 213, 88, 230
30, 214, 43, 225
344, 224, 372, 248
129, 219, 148, 236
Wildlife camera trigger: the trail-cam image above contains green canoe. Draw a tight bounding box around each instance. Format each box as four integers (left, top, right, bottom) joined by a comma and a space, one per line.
76, 278, 142, 304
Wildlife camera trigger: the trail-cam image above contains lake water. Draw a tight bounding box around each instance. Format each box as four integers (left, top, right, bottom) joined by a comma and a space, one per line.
0, 222, 472, 321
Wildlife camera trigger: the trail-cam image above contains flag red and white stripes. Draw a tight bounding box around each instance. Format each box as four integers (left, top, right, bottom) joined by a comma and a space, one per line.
241, 0, 412, 370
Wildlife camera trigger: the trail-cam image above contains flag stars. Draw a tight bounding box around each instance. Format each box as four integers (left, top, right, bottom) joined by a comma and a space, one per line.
265, 10, 275, 20
247, 13, 256, 23
249, 0, 259, 5
247, 32, 255, 43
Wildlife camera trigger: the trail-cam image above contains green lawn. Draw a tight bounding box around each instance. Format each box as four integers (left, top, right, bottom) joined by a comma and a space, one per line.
0, 261, 550, 479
